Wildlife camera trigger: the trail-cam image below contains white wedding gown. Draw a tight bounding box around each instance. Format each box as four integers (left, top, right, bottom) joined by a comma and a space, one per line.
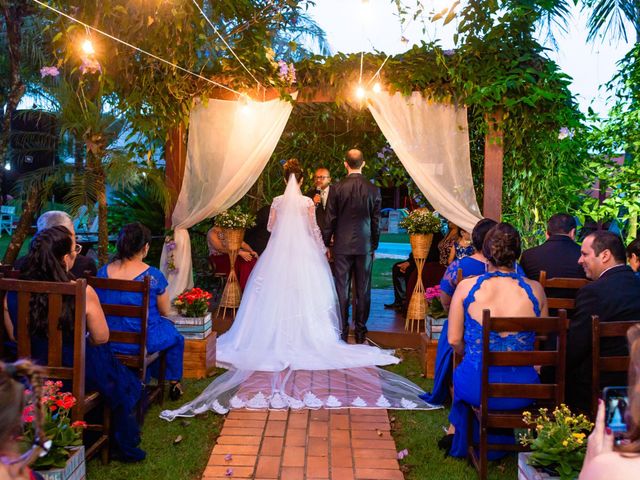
160, 176, 438, 419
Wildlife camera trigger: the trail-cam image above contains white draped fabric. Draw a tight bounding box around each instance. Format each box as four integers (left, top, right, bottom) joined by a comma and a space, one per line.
368, 92, 483, 231
160, 97, 294, 300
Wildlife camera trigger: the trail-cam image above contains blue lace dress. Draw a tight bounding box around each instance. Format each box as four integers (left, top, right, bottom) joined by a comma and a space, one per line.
6, 292, 145, 461
96, 265, 184, 381
453, 242, 474, 260
448, 271, 540, 458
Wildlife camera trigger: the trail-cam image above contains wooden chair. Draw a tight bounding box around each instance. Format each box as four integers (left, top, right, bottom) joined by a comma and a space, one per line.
538, 270, 589, 311
591, 316, 638, 417
468, 309, 569, 479
0, 278, 110, 463
86, 276, 166, 419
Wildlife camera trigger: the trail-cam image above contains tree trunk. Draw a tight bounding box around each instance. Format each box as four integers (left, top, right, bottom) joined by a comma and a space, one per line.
2, 185, 40, 264
0, 0, 27, 185
88, 151, 109, 265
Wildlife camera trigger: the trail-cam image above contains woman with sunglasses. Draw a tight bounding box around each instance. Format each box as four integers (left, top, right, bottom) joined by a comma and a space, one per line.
3, 226, 146, 462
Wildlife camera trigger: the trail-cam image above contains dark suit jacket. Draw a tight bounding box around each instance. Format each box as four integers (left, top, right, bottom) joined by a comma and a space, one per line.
243, 205, 271, 255
322, 174, 381, 255
305, 186, 330, 232
566, 264, 640, 413
14, 254, 97, 279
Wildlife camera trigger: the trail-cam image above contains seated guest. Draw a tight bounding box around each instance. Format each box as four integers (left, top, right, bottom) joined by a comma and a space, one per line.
438, 221, 459, 266
96, 223, 185, 401
0, 359, 46, 480
626, 237, 640, 278
243, 205, 271, 256
568, 231, 640, 414
207, 221, 257, 290
447, 227, 474, 264
420, 218, 497, 405
520, 213, 586, 299
580, 324, 640, 479
444, 222, 547, 458
4, 226, 145, 461
14, 211, 97, 278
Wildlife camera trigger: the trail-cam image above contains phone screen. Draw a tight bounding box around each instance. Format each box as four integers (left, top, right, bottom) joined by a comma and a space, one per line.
603, 386, 629, 437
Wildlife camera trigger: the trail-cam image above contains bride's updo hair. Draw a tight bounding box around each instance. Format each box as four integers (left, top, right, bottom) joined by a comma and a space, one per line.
283, 158, 303, 182
482, 222, 522, 268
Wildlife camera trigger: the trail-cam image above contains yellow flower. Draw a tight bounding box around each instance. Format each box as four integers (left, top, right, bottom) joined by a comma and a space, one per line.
562, 440, 569, 447
572, 433, 586, 440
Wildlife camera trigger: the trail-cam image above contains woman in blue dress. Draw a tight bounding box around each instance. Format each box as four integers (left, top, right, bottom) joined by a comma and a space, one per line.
3, 226, 145, 461
95, 223, 185, 400
445, 222, 547, 458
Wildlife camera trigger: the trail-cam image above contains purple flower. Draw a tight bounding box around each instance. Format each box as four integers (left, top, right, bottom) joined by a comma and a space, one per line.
287, 63, 296, 84
40, 66, 60, 78
166, 241, 177, 251
397, 448, 409, 459
277, 60, 288, 79
224, 454, 233, 461
225, 468, 233, 477
80, 57, 101, 75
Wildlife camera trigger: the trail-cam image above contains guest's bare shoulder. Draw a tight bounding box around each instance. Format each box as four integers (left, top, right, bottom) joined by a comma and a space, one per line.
522, 277, 546, 300
580, 452, 640, 480
455, 276, 477, 297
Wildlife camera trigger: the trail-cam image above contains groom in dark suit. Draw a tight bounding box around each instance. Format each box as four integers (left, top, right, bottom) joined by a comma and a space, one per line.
322, 149, 381, 343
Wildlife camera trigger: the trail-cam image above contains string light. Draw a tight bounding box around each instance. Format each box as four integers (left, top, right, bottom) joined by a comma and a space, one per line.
81, 38, 94, 55
372, 82, 381, 93
355, 85, 366, 100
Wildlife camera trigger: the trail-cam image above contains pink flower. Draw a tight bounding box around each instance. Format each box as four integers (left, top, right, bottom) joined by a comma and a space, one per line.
40, 66, 60, 78
224, 454, 232, 461
425, 285, 441, 300
397, 448, 409, 459
80, 57, 101, 75
225, 468, 233, 476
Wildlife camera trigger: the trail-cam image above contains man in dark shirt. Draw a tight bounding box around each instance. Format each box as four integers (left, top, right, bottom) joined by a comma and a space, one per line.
14, 211, 97, 278
305, 167, 332, 232
243, 205, 271, 256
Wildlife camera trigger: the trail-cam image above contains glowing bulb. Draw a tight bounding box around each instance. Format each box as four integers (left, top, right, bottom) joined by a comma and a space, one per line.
355, 86, 366, 100
359, 0, 372, 23
239, 94, 251, 114
81, 39, 95, 55
372, 82, 381, 93
4, 163, 10, 171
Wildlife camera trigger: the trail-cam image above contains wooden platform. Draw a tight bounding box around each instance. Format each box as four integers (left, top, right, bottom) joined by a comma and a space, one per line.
211, 289, 420, 350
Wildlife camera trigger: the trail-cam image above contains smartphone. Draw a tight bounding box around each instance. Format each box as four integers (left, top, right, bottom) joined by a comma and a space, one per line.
603, 386, 629, 443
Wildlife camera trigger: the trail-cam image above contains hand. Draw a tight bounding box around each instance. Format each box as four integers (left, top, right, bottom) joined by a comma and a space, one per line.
251, 251, 259, 259
398, 261, 410, 273
313, 194, 321, 205
239, 251, 253, 262
326, 249, 333, 262
583, 399, 614, 468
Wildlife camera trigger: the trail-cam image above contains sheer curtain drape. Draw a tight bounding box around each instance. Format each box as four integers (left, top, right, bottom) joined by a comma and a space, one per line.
368, 92, 482, 231
160, 97, 294, 300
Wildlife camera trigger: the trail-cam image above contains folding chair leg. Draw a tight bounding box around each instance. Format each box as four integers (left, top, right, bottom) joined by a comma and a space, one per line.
479, 425, 488, 480
158, 352, 167, 406
101, 403, 111, 465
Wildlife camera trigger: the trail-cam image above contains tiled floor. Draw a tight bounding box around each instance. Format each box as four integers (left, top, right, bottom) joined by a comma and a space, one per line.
202, 408, 404, 480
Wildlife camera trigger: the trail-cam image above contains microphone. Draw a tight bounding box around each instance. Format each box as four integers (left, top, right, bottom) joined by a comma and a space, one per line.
314, 188, 322, 207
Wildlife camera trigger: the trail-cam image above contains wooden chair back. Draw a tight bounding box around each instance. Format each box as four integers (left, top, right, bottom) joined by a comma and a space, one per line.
0, 277, 109, 461
469, 309, 569, 479
591, 316, 637, 417
538, 270, 588, 310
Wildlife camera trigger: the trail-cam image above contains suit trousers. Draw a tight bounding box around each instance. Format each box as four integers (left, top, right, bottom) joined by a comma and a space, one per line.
333, 253, 374, 342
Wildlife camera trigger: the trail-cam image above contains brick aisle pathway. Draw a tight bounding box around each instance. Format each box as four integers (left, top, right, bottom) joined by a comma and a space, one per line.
202, 408, 404, 480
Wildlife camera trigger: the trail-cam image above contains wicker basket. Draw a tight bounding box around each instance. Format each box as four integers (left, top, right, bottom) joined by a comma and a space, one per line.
224, 228, 245, 251
409, 233, 433, 260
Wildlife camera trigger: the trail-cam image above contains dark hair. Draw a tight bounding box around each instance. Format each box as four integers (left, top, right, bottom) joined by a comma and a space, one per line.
482, 222, 522, 268
627, 237, 640, 259
620, 324, 640, 454
588, 230, 626, 263
20, 226, 75, 336
547, 213, 576, 236
116, 222, 152, 260
283, 158, 303, 182
0, 360, 45, 462
472, 218, 498, 251
345, 149, 364, 169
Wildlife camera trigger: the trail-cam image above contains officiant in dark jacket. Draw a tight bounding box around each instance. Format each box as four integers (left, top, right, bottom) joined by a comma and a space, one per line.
567, 231, 640, 414
322, 149, 381, 344
305, 167, 332, 232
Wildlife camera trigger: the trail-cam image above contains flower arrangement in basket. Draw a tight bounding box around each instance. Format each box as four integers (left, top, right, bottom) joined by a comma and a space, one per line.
215, 206, 256, 230
173, 287, 213, 318
519, 404, 593, 480
425, 286, 447, 319
21, 380, 86, 469
399, 209, 441, 234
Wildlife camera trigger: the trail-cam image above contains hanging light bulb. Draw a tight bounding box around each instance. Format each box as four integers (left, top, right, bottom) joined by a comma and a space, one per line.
359, 0, 373, 23
372, 82, 382, 93
81, 38, 95, 55
239, 94, 251, 114
355, 85, 366, 100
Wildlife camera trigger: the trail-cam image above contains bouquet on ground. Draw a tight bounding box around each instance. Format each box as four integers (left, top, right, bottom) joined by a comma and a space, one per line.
399, 209, 441, 234
519, 404, 593, 480
173, 287, 213, 318
425, 285, 447, 319
21, 380, 86, 469
215, 206, 256, 230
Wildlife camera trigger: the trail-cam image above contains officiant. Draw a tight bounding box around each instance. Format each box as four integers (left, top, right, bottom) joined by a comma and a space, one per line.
305, 167, 332, 231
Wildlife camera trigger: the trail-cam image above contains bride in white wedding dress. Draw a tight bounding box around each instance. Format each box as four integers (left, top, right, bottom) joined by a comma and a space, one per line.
160, 162, 438, 419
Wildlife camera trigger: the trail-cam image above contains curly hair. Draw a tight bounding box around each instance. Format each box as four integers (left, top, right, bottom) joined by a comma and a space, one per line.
283, 158, 303, 182
19, 225, 75, 337
482, 222, 522, 268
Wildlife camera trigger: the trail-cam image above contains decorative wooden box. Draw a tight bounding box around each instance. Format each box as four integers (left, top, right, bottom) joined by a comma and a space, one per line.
420, 333, 439, 379
37, 446, 85, 480
183, 331, 217, 379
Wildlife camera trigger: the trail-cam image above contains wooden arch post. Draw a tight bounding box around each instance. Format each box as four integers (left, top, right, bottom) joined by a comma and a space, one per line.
483, 110, 504, 221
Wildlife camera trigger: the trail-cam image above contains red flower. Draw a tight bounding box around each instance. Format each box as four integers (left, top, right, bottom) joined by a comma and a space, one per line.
49, 404, 57, 412
71, 421, 87, 428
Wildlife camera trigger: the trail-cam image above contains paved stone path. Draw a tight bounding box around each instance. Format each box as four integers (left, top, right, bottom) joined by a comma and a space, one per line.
201, 408, 404, 480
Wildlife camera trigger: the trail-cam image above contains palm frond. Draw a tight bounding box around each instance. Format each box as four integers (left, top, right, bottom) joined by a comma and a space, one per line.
584, 0, 638, 43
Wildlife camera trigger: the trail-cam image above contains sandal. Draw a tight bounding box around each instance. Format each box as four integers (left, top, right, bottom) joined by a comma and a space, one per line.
169, 382, 184, 401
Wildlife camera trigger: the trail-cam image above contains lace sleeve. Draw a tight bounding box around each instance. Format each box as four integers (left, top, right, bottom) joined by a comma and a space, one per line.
306, 200, 327, 254
267, 197, 281, 232
439, 259, 461, 296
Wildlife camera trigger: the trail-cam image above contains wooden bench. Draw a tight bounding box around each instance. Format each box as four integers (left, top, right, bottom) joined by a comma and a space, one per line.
0, 278, 110, 463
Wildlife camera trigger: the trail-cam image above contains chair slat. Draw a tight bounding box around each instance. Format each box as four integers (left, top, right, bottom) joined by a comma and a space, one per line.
598, 356, 630, 372
487, 383, 558, 399
547, 298, 575, 310
487, 351, 559, 367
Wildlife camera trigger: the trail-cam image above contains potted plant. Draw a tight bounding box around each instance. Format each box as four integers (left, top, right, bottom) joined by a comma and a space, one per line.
518, 404, 593, 480
22, 380, 87, 480
398, 209, 442, 332
172, 287, 214, 340
425, 285, 447, 339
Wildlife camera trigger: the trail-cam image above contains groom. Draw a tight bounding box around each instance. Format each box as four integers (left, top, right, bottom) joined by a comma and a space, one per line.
323, 149, 381, 343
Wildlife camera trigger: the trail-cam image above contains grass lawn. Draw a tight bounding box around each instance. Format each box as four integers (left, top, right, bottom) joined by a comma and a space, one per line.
372, 258, 396, 289
380, 232, 410, 244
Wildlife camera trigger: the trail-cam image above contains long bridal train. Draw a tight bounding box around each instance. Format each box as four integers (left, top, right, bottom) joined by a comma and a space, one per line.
160, 174, 438, 420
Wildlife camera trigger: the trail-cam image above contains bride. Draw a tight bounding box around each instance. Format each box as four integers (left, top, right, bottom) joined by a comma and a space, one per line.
160, 159, 436, 419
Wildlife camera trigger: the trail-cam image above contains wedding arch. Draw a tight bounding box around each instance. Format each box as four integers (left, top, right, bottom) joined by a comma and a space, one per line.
160, 88, 493, 299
